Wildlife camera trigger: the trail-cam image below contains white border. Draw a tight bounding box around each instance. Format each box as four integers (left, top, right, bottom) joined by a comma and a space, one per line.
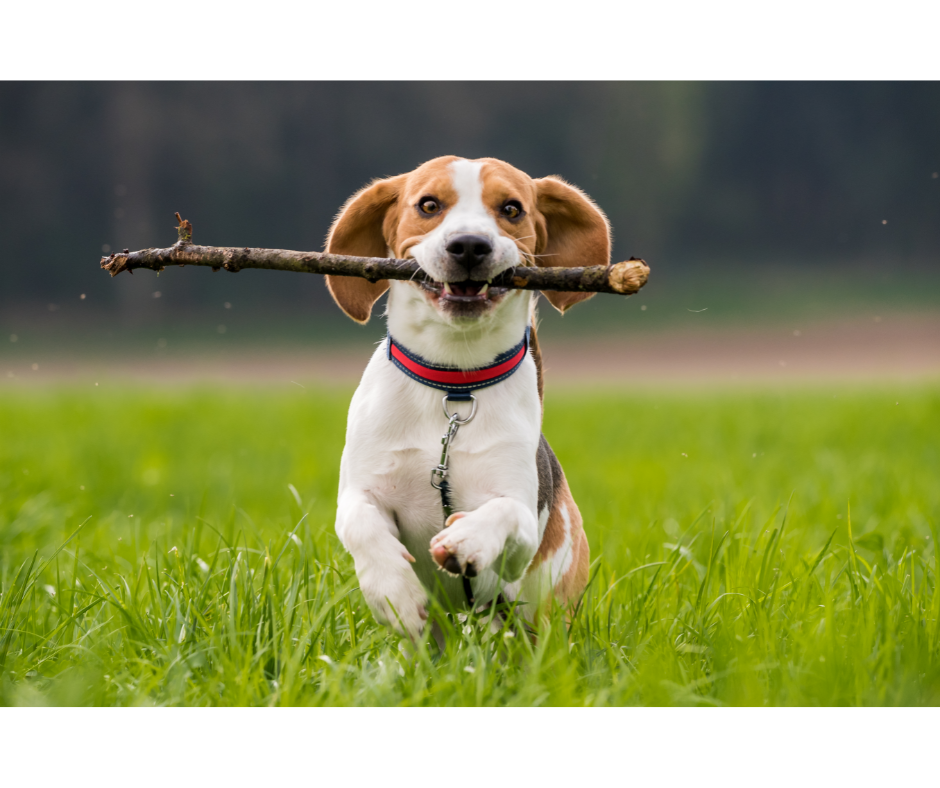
1, 708, 937, 784
3, 1, 940, 80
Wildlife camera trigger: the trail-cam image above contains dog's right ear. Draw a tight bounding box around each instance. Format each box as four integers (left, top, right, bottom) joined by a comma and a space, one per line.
325, 175, 406, 324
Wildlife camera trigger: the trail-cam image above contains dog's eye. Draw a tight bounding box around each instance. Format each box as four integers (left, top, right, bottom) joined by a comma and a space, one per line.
418, 198, 441, 215
499, 200, 524, 220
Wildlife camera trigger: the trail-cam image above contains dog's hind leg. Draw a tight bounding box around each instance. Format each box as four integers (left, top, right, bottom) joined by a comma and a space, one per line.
520, 435, 590, 619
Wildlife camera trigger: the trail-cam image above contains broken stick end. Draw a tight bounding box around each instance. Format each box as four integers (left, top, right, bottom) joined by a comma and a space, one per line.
100, 255, 128, 277
175, 213, 193, 244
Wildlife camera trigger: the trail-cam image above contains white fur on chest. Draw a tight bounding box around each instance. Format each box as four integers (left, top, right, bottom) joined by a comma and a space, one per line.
338, 334, 541, 601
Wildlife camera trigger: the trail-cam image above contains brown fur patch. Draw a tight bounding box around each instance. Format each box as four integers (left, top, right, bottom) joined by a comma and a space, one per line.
324, 173, 406, 323
533, 176, 611, 314
530, 435, 590, 605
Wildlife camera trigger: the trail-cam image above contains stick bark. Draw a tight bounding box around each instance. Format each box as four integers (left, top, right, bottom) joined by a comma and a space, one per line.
100, 214, 650, 296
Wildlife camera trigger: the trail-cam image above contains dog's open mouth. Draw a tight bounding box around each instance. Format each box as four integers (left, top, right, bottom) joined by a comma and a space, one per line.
420, 279, 508, 303
443, 280, 489, 303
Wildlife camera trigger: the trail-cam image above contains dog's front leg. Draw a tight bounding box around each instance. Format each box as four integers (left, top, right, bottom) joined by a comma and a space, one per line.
428, 497, 539, 582
336, 491, 429, 640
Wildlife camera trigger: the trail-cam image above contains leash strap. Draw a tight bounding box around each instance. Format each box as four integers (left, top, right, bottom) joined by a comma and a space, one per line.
432, 394, 512, 611
431, 396, 478, 605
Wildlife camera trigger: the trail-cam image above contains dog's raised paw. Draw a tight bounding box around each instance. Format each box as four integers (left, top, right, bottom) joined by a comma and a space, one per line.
430, 514, 500, 578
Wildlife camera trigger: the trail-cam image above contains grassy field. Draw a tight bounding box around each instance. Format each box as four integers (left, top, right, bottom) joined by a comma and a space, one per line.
1, 381, 938, 705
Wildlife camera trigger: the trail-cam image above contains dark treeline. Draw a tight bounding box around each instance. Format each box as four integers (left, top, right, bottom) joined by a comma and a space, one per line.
1, 82, 938, 312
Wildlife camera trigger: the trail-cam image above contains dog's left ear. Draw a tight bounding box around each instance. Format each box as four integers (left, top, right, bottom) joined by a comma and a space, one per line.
325, 174, 406, 324
533, 176, 611, 314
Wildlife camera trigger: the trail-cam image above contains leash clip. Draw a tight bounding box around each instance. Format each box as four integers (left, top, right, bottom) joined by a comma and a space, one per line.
430, 395, 476, 491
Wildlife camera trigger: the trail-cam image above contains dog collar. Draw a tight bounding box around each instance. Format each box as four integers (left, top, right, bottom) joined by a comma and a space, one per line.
386, 327, 530, 401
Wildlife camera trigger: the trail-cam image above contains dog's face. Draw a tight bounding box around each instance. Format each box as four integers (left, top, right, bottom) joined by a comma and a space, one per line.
324, 156, 611, 324
390, 157, 539, 322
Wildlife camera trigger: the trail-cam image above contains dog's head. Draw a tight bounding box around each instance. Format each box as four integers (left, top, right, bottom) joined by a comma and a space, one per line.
324, 156, 611, 324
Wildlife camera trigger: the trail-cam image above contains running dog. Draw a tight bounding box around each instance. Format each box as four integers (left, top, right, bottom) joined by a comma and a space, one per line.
326, 156, 609, 640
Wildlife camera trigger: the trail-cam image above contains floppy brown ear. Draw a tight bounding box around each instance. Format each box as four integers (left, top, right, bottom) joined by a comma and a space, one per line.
325, 175, 406, 323
533, 176, 611, 314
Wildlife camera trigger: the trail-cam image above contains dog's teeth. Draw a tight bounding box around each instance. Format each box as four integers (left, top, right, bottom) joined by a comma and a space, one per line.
443, 282, 453, 294
479, 284, 489, 295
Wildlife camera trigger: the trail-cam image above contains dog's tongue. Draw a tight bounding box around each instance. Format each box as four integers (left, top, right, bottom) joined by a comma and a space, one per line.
450, 281, 484, 297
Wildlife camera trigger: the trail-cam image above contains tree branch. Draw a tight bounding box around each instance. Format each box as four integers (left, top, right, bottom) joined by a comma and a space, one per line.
100, 214, 650, 296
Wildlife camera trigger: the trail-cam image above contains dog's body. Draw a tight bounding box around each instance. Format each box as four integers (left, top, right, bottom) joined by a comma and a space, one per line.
326, 157, 609, 640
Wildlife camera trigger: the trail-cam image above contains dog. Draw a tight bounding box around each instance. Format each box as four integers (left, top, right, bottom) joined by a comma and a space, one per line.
325, 156, 610, 641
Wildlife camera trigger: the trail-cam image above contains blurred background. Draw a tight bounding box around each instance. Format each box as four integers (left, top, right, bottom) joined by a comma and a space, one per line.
1, 82, 938, 385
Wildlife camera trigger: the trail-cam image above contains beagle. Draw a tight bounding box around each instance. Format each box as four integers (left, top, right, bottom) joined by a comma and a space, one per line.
326, 156, 610, 641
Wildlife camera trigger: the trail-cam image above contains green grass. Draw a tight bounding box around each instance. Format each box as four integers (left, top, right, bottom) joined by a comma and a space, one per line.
1, 381, 939, 705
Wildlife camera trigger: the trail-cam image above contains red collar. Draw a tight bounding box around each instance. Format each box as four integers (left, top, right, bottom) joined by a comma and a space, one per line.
386, 328, 530, 401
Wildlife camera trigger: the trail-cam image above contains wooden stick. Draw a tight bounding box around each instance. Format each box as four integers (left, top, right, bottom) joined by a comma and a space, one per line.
100, 214, 650, 296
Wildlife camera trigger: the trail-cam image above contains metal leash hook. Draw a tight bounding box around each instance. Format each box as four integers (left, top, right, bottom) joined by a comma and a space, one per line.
430, 395, 477, 500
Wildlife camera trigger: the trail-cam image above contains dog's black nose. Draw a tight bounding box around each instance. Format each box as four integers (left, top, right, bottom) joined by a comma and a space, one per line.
446, 234, 493, 271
